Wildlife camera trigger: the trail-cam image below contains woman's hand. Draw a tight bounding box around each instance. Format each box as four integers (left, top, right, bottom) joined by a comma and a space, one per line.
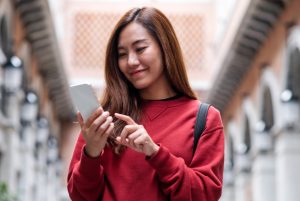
78, 107, 114, 157
114, 113, 159, 157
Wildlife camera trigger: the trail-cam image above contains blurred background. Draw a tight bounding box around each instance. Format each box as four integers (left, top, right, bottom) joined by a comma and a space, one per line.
0, 0, 299, 200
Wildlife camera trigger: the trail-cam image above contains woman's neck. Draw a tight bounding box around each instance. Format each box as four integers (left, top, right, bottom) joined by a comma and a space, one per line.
139, 84, 176, 100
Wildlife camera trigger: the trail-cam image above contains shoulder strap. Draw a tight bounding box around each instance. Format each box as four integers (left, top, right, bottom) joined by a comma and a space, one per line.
193, 103, 210, 154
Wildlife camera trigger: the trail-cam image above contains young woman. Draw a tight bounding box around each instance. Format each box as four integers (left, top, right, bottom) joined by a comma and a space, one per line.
67, 7, 224, 201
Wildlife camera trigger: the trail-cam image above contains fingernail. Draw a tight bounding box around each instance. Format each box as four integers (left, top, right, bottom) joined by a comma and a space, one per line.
102, 111, 109, 117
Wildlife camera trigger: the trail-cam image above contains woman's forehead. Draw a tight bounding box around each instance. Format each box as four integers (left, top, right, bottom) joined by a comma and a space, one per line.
118, 23, 153, 47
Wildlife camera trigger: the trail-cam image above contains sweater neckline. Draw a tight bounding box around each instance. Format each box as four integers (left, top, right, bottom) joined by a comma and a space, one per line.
142, 94, 183, 101
141, 96, 193, 121
141, 96, 190, 108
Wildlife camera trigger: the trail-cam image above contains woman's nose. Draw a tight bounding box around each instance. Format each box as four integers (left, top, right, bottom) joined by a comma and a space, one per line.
128, 53, 139, 66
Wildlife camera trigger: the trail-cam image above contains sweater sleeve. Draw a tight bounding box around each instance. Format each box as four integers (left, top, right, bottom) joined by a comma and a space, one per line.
67, 133, 105, 201
147, 106, 224, 201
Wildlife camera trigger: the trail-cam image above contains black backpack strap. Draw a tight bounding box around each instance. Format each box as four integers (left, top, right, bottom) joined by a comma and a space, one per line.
193, 103, 210, 154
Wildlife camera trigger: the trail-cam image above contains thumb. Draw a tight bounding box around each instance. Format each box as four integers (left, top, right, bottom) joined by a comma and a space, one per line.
77, 112, 84, 128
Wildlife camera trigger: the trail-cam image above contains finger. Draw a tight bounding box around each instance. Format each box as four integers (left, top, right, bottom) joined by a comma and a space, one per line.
103, 122, 114, 139
97, 116, 113, 134
127, 130, 142, 147
100, 122, 115, 141
134, 134, 149, 145
119, 125, 139, 144
115, 113, 137, 125
115, 136, 128, 146
118, 127, 129, 144
90, 111, 109, 131
85, 107, 103, 128
116, 136, 121, 143
127, 130, 142, 141
77, 112, 84, 128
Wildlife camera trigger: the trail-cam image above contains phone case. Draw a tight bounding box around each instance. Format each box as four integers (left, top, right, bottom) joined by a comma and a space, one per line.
69, 84, 100, 121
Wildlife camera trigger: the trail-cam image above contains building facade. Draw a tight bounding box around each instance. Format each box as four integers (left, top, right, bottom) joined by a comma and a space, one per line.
207, 0, 300, 201
0, 0, 74, 200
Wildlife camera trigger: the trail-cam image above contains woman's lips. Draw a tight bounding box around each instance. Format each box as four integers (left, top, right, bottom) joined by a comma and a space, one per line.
130, 69, 146, 77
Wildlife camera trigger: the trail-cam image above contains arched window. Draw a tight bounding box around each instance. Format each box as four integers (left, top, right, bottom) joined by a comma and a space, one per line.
285, 26, 300, 101
262, 87, 274, 131
0, 16, 12, 64
238, 114, 252, 155
228, 134, 235, 168
239, 98, 256, 156
224, 131, 235, 185
244, 115, 251, 153
287, 47, 300, 99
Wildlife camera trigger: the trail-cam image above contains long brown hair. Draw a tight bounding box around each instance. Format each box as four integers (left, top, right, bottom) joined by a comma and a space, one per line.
101, 7, 197, 153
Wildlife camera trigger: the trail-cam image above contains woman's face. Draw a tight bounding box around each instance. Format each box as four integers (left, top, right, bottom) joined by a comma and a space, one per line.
117, 22, 168, 94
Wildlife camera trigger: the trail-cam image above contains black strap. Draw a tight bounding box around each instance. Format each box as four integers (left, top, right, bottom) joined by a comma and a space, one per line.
193, 103, 210, 154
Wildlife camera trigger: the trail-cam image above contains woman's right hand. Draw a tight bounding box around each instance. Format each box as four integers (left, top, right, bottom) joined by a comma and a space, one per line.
77, 107, 114, 157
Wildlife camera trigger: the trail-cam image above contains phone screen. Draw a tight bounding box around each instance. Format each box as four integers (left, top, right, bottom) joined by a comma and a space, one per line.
69, 84, 100, 121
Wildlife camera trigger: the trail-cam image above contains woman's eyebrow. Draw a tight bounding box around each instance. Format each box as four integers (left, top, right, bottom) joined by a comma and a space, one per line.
132, 39, 148, 46
118, 39, 148, 50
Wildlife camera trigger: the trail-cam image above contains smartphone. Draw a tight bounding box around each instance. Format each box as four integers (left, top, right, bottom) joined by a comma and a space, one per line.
69, 84, 100, 121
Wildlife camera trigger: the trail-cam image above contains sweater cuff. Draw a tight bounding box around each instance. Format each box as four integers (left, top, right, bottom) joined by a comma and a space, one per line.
147, 145, 179, 175
78, 145, 102, 178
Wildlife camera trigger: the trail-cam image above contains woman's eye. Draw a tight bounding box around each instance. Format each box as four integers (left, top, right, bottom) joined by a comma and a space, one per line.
136, 47, 146, 53
118, 52, 127, 58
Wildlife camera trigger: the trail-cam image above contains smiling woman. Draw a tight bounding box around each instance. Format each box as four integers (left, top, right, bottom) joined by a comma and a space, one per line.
67, 7, 224, 201
117, 22, 169, 97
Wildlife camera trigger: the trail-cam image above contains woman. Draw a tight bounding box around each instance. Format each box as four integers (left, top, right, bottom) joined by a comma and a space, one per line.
67, 7, 224, 201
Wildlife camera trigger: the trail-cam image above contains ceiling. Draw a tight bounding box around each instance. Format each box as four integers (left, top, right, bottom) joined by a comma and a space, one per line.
15, 0, 75, 121
207, 0, 287, 114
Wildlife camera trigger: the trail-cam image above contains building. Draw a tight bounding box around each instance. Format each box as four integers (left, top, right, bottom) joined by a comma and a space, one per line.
0, 0, 74, 200
208, 0, 300, 201
36, 0, 300, 200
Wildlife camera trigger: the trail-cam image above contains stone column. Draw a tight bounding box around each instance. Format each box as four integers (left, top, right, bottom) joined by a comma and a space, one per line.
2, 93, 21, 193
234, 152, 252, 201
235, 171, 252, 201
276, 100, 300, 201
276, 131, 300, 201
252, 154, 275, 201
220, 166, 235, 201
252, 123, 275, 201
20, 123, 36, 201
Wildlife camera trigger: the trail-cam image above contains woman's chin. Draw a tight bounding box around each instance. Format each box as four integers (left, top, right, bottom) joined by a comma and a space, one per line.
133, 84, 148, 90
131, 81, 149, 90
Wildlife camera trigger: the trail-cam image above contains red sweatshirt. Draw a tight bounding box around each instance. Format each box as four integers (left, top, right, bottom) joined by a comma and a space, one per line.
67, 96, 224, 201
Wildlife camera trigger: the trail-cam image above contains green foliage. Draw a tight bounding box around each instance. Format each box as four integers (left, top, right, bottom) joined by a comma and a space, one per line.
0, 183, 16, 201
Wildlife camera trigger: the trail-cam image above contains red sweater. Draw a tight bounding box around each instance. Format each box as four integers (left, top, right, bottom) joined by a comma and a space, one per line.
67, 97, 224, 201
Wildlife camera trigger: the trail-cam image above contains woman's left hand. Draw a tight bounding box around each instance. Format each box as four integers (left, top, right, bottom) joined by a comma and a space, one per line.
114, 113, 159, 157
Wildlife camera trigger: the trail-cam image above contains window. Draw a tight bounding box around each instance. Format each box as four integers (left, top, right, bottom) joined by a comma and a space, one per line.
286, 26, 300, 100
0, 16, 11, 62
244, 115, 251, 153
262, 87, 274, 130
287, 47, 300, 99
